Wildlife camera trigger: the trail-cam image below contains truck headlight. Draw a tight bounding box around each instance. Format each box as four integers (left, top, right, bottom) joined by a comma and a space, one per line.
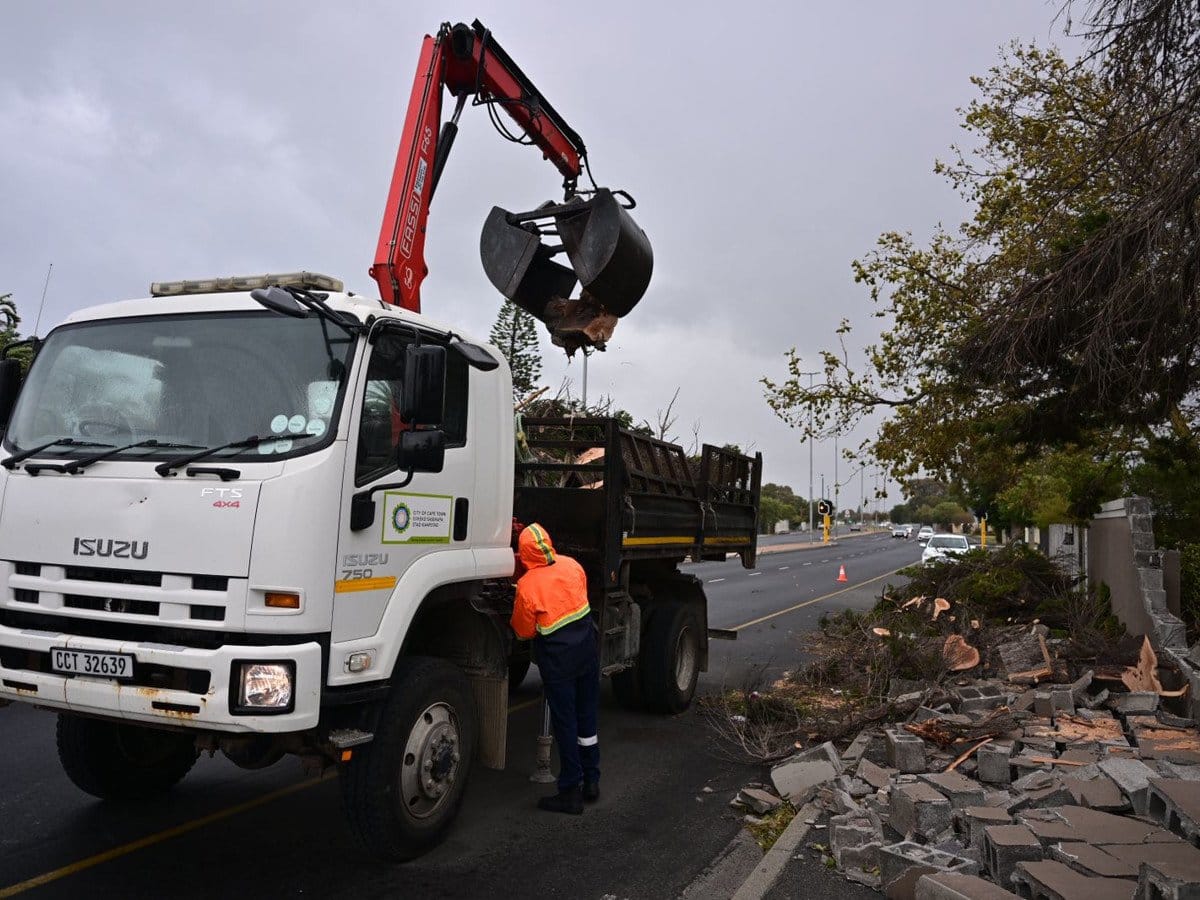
232, 662, 295, 714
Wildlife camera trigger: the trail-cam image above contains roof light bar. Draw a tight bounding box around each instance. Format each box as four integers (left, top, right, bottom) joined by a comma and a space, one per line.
150, 272, 344, 297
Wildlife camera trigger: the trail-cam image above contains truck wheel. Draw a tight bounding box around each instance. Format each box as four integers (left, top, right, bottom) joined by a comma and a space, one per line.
640, 602, 701, 714
56, 714, 198, 800
341, 657, 477, 861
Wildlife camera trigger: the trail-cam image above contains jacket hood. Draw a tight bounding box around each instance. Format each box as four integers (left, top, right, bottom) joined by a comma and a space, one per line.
518, 523, 557, 570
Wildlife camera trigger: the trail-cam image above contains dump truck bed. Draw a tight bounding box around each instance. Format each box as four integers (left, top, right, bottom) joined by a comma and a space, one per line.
513, 417, 761, 589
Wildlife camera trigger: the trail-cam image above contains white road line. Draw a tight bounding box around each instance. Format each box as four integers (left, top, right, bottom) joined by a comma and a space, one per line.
748, 572, 762, 577
708, 578, 726, 583
802, 562, 812, 566
778, 566, 789, 571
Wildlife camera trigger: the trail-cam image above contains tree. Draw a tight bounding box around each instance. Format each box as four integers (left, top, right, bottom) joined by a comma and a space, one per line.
761, 32, 1173, 527
489, 300, 543, 401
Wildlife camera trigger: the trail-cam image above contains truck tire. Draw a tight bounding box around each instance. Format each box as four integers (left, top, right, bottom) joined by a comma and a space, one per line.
640, 602, 702, 714
341, 657, 477, 861
56, 714, 198, 800
508, 643, 531, 691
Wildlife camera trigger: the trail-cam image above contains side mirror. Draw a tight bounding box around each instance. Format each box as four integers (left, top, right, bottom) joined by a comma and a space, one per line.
398, 429, 445, 473
250, 286, 309, 318
0, 358, 23, 431
400, 345, 446, 425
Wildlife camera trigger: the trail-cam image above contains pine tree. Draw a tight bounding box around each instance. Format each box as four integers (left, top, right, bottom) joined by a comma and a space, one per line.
488, 300, 542, 400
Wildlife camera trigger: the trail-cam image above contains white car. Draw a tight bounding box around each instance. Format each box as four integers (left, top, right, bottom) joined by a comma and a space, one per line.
891, 525, 908, 538
916, 526, 935, 544
922, 534, 971, 563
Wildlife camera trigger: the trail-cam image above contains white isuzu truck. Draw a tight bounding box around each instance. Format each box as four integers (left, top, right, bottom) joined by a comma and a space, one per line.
0, 273, 761, 859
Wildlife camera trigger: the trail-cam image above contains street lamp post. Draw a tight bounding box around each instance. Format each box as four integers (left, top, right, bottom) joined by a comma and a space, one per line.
799, 371, 819, 543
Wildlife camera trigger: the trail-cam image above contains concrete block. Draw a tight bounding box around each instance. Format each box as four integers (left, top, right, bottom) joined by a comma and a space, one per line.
737, 787, 781, 814
1018, 805, 1182, 847
891, 782, 953, 839
956, 684, 1007, 716
1138, 859, 1200, 900
921, 771, 987, 809
983, 823, 1044, 887
831, 811, 883, 870
1098, 758, 1160, 815
1050, 689, 1076, 717
955, 806, 1012, 852
859, 758, 898, 790
1112, 692, 1160, 716
1050, 842, 1137, 878
1035, 692, 1055, 717
879, 841, 979, 898
979, 742, 1016, 784
1147, 778, 1200, 846
915, 872, 1020, 900
842, 727, 880, 768
770, 741, 842, 801
1061, 773, 1129, 812
1011, 860, 1137, 900
887, 727, 928, 774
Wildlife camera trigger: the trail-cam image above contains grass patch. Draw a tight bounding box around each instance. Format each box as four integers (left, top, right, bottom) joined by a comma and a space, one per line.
746, 802, 797, 851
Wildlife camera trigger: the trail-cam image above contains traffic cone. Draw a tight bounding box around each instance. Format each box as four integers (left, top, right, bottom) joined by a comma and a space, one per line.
837, 564, 848, 583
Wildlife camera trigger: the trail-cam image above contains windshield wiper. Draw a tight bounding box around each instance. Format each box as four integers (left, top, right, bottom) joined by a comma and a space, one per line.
63, 439, 205, 474
154, 433, 318, 477
2, 437, 113, 469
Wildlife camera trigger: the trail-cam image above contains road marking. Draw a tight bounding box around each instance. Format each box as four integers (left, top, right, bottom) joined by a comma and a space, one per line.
0, 697, 544, 897
778, 566, 789, 571
724, 567, 906, 633
802, 562, 812, 566
748, 572, 762, 577
708, 578, 726, 584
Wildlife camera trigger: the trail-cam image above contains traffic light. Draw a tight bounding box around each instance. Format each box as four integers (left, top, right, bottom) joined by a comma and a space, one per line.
817, 499, 832, 516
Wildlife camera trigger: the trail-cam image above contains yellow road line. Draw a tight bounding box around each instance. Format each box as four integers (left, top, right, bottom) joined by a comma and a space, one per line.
727, 567, 905, 632
0, 696, 546, 896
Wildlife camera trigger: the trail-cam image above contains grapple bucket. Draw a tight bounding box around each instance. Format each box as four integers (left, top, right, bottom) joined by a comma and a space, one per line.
479, 189, 653, 320
555, 189, 653, 318
479, 206, 577, 321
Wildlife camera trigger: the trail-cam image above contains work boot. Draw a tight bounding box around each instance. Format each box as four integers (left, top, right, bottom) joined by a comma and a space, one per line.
583, 782, 600, 803
537, 786, 583, 815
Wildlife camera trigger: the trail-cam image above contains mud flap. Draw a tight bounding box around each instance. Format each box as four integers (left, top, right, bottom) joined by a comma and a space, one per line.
469, 673, 507, 770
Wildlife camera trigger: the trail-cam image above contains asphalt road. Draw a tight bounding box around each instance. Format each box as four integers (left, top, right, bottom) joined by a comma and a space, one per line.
0, 533, 921, 899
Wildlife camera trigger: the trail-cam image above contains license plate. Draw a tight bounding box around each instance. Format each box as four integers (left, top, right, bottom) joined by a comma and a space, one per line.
50, 648, 135, 680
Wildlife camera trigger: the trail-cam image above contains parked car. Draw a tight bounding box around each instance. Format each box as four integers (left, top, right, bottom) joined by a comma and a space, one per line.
916, 525, 935, 544
891, 524, 908, 538
922, 534, 971, 563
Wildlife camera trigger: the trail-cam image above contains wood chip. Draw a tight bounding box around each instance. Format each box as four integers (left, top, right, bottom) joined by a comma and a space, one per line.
946, 738, 991, 772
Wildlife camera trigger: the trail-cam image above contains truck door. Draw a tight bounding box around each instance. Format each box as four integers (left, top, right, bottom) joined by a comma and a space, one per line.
333, 328, 472, 646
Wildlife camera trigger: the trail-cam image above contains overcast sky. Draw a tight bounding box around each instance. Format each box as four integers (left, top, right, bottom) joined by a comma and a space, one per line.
2, 1, 1078, 517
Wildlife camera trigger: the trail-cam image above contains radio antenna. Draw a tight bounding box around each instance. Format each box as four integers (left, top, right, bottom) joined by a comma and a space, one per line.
33, 262, 53, 337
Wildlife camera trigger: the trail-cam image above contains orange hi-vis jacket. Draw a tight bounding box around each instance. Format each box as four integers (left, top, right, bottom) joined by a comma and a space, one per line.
510, 523, 590, 641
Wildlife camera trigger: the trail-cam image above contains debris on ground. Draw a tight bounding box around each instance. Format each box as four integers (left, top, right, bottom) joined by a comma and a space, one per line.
710, 544, 1200, 896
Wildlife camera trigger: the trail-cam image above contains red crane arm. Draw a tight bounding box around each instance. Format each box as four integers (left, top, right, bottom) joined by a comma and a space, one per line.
370, 21, 587, 311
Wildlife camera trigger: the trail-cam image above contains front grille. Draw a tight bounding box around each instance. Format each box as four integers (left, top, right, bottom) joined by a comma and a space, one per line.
65, 594, 160, 617
65, 566, 162, 587
0, 646, 211, 694
7, 560, 234, 627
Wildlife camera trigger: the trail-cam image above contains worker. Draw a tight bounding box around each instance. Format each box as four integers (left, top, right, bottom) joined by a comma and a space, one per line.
510, 522, 600, 814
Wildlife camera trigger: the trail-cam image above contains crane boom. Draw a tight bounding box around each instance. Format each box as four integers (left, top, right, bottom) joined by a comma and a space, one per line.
370, 21, 587, 311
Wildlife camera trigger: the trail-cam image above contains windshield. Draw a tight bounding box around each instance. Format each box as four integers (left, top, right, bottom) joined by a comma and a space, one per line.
6, 312, 356, 460
929, 536, 969, 549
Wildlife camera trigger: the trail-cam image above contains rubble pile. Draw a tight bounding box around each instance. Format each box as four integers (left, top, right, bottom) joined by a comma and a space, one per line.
729, 628, 1200, 898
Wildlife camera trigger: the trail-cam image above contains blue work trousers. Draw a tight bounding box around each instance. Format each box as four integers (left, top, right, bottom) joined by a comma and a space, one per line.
541, 642, 600, 793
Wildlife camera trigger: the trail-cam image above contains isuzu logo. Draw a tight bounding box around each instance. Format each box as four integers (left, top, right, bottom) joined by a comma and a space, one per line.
72, 538, 149, 560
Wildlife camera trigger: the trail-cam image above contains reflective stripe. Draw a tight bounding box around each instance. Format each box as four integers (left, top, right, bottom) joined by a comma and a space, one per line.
577, 734, 598, 747
528, 524, 556, 566
535, 601, 590, 636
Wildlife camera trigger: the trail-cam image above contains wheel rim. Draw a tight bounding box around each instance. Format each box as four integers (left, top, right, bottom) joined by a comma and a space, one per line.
674, 625, 698, 693
399, 702, 461, 819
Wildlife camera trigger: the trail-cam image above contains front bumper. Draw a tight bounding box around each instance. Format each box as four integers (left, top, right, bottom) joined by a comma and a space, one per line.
0, 623, 321, 733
